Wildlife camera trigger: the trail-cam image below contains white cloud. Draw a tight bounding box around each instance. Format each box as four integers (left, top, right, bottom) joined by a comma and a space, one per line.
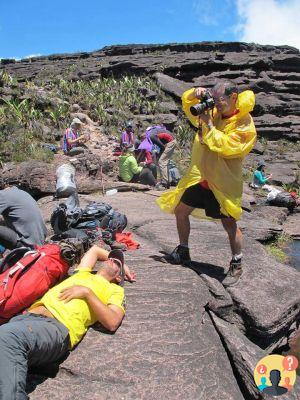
193, 0, 234, 26
236, 0, 300, 49
24, 54, 42, 59
193, 0, 219, 26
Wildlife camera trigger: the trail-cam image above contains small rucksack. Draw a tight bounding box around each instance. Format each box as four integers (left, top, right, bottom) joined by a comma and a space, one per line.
50, 204, 83, 234
80, 202, 113, 222
50, 202, 113, 235
0, 243, 71, 325
269, 192, 297, 211
100, 211, 128, 239
168, 160, 181, 186
51, 229, 91, 252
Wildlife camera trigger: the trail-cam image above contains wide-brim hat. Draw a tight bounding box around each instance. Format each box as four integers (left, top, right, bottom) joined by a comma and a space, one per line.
71, 117, 83, 125
108, 249, 125, 286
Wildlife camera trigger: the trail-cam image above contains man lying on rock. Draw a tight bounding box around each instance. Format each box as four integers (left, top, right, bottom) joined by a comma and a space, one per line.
0, 245, 136, 400
157, 80, 257, 287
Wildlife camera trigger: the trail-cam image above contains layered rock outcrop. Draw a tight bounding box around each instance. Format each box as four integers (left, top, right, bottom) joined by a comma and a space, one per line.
1, 41, 300, 141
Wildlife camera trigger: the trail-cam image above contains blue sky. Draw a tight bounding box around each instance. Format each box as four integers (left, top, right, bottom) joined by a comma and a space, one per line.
0, 0, 299, 59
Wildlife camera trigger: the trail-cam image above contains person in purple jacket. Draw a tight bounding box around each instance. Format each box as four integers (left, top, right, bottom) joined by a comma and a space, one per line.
120, 122, 135, 149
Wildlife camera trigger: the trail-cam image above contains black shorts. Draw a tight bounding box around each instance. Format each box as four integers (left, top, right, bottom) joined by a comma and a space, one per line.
180, 183, 226, 219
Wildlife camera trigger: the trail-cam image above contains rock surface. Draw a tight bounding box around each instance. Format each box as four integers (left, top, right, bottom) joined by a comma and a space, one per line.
282, 212, 300, 239
28, 190, 300, 399
29, 232, 244, 400
1, 41, 300, 398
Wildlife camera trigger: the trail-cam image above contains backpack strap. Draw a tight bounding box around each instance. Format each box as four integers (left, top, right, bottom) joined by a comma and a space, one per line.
0, 247, 32, 274
1, 251, 42, 301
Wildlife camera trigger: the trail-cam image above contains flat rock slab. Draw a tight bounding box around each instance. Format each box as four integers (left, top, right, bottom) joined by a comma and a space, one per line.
210, 313, 265, 399
239, 205, 287, 242
29, 235, 243, 400
283, 212, 300, 239
105, 192, 300, 348
32, 191, 300, 398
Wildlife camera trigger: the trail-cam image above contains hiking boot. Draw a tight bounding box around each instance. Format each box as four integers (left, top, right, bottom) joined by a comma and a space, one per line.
167, 245, 191, 266
222, 258, 243, 287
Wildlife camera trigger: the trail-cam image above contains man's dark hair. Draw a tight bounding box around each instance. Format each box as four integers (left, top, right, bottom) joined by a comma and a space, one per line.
223, 80, 239, 96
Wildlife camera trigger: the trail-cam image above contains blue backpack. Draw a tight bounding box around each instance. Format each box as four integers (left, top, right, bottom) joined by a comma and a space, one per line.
168, 160, 181, 185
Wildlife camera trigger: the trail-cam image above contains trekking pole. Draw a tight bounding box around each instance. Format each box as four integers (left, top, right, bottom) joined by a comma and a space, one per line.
100, 165, 105, 196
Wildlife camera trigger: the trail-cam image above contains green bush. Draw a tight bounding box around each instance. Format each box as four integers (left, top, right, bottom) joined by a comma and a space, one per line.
265, 233, 292, 263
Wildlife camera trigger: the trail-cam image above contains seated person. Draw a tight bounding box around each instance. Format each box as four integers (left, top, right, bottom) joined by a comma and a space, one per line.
135, 148, 157, 179
119, 145, 156, 187
120, 122, 136, 149
0, 181, 47, 253
0, 245, 135, 399
62, 118, 88, 156
251, 162, 272, 188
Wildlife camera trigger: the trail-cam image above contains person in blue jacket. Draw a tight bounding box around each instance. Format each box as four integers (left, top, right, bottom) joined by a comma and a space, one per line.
252, 162, 272, 188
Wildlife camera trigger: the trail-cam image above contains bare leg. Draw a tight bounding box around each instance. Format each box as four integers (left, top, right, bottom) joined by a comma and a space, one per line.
221, 217, 243, 256
174, 202, 195, 246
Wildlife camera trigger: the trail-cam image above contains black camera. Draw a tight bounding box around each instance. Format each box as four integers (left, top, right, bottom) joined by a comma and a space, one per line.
190, 90, 215, 116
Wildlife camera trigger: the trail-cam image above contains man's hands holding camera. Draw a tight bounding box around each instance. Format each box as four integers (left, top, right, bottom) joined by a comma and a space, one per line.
198, 111, 213, 127
194, 87, 206, 99
194, 87, 214, 130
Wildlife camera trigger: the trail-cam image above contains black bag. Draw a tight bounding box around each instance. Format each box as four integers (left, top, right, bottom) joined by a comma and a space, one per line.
50, 201, 126, 244
50, 204, 83, 234
80, 202, 112, 222
100, 211, 127, 239
51, 229, 91, 252
269, 192, 297, 211
74, 220, 100, 230
50, 204, 69, 234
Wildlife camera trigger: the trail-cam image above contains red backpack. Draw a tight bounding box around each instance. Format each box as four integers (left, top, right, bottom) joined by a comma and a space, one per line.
0, 243, 70, 325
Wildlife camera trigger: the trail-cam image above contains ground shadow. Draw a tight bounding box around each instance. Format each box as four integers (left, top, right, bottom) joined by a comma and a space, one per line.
26, 354, 69, 395
149, 251, 225, 281
26, 374, 48, 394
189, 261, 225, 281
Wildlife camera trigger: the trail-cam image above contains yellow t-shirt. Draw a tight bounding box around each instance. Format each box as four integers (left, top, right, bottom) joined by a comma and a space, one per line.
29, 268, 126, 348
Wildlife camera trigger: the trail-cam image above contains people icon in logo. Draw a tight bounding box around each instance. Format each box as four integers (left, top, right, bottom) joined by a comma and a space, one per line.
263, 370, 288, 396
254, 354, 298, 397
258, 377, 269, 391
283, 377, 293, 392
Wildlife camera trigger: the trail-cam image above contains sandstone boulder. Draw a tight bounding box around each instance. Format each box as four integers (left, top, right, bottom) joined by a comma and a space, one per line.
138, 113, 178, 130
154, 72, 190, 99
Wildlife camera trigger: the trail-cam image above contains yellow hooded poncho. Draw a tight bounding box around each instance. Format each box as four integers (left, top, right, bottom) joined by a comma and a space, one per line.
156, 89, 257, 221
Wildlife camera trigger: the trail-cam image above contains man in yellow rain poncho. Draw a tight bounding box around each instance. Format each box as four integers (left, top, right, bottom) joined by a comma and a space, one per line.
156, 81, 257, 287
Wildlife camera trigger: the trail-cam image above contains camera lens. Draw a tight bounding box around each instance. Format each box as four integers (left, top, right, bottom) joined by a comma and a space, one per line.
190, 102, 207, 116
